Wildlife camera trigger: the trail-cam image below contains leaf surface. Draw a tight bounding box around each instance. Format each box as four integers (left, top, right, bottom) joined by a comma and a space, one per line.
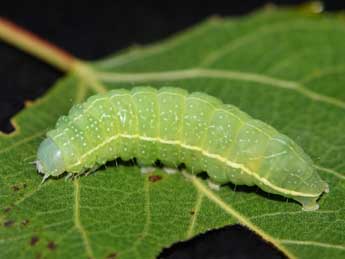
1, 7, 345, 259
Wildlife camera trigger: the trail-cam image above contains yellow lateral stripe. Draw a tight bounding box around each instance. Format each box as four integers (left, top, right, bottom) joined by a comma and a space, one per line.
67, 134, 318, 198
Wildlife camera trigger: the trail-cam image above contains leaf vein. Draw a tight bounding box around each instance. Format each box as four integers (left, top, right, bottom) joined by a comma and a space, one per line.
189, 175, 297, 259
73, 180, 95, 259
95, 68, 345, 109
279, 239, 345, 250
186, 190, 203, 238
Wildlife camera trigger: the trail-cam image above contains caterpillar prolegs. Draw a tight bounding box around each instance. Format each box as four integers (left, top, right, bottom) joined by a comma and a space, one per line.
36, 87, 329, 210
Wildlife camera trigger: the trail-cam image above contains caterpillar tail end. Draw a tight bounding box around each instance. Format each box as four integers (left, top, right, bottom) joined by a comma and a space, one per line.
295, 196, 320, 211
295, 182, 329, 211
302, 201, 319, 211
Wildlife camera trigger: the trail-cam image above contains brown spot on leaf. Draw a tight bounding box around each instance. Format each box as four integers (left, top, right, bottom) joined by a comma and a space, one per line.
106, 252, 117, 259
35, 253, 42, 259
21, 219, 30, 226
3, 207, 11, 213
47, 241, 57, 250
30, 236, 39, 246
23, 183, 27, 188
12, 185, 20, 192
190, 210, 195, 215
149, 175, 162, 183
4, 220, 14, 227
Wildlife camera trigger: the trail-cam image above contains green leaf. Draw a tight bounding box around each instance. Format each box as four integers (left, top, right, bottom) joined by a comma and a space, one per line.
1, 7, 345, 259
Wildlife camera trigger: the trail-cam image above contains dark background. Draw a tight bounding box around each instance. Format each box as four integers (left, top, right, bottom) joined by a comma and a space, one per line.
0, 1, 344, 258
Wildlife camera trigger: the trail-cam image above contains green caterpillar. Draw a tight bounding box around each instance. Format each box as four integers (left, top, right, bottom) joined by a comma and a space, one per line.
36, 86, 328, 211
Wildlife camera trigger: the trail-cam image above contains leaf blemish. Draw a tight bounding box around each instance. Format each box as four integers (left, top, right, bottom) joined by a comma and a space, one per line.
3, 207, 11, 213
47, 241, 57, 250
21, 219, 30, 226
106, 252, 117, 259
4, 220, 14, 227
190, 210, 195, 215
11, 185, 20, 192
30, 236, 39, 246
148, 175, 162, 183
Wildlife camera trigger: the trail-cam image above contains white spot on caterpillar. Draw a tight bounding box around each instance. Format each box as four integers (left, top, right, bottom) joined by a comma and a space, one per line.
163, 167, 177, 174
140, 167, 156, 174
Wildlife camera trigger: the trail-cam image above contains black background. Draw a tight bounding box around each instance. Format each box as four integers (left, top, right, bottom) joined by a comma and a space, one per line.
0, 1, 344, 258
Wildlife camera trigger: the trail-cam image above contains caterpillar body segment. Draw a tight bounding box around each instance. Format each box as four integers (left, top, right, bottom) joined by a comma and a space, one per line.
36, 86, 328, 210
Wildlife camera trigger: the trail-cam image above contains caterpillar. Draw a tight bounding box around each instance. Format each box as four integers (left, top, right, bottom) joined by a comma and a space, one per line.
36, 86, 328, 211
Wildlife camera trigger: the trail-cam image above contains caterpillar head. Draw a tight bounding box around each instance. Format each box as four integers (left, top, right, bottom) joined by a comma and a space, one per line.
36, 138, 66, 182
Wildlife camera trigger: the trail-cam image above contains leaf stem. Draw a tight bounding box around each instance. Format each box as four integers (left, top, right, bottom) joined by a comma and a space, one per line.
0, 17, 80, 72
